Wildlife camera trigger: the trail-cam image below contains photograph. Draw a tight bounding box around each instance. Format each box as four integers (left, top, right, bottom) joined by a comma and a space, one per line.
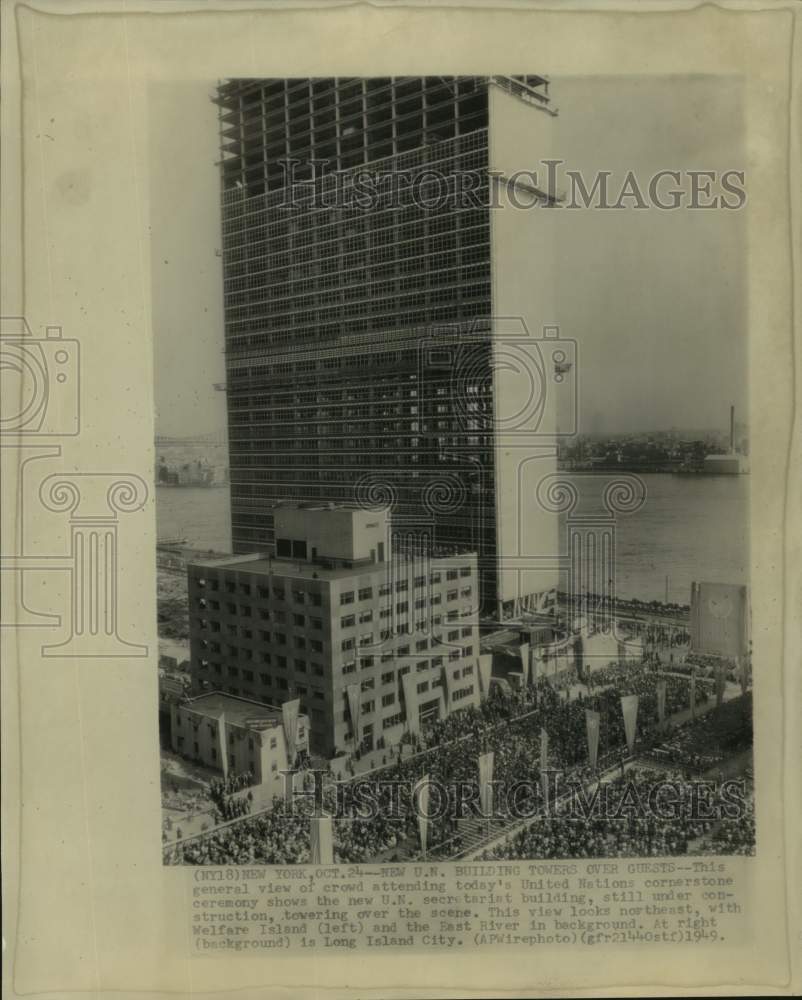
150, 74, 754, 868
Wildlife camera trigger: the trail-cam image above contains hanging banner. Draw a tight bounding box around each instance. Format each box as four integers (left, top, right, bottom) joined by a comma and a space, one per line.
737, 657, 749, 695
309, 815, 333, 865
400, 671, 419, 734
620, 693, 639, 754
283, 767, 297, 807
442, 663, 456, 706
282, 698, 300, 767
539, 727, 549, 772
478, 751, 494, 818
715, 664, 726, 707
346, 683, 362, 746
585, 709, 601, 770
216, 711, 229, 780
519, 642, 531, 687
414, 775, 431, 857
530, 647, 539, 687
690, 670, 697, 720
656, 679, 667, 730
478, 653, 493, 699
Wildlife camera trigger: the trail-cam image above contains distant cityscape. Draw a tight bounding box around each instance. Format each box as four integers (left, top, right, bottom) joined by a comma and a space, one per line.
155, 421, 750, 489
558, 416, 749, 474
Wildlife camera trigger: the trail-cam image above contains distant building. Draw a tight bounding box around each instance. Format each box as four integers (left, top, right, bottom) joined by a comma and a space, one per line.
169, 691, 309, 796
187, 506, 480, 757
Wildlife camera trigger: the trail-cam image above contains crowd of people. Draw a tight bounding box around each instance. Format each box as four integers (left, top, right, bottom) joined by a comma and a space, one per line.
645, 694, 753, 773
480, 767, 756, 860
165, 663, 753, 866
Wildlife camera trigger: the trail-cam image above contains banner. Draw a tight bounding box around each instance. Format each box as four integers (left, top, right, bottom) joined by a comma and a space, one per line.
656, 679, 667, 730
519, 642, 530, 687
620, 694, 639, 754
585, 709, 600, 770
309, 815, 333, 865
346, 683, 362, 746
282, 698, 300, 767
414, 775, 431, 857
442, 663, 456, 706
478, 653, 493, 699
737, 656, 749, 695
540, 727, 548, 773
283, 767, 298, 807
690, 670, 697, 719
478, 751, 494, 818
530, 647, 539, 687
216, 710, 229, 779
715, 664, 726, 707
400, 670, 419, 734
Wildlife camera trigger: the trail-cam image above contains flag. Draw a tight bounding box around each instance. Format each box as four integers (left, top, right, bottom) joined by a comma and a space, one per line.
520, 642, 531, 687
620, 694, 639, 754
401, 670, 419, 734
309, 815, 333, 865
585, 709, 600, 770
478, 751, 494, 818
346, 683, 362, 745
282, 698, 300, 767
478, 653, 493, 699
656, 679, 667, 730
540, 727, 549, 772
414, 775, 431, 856
690, 669, 697, 719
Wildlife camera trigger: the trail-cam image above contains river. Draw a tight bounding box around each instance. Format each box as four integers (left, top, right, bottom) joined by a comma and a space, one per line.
156, 473, 748, 605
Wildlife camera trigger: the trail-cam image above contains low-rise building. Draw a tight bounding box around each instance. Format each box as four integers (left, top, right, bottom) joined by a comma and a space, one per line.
187, 506, 481, 757
169, 691, 309, 797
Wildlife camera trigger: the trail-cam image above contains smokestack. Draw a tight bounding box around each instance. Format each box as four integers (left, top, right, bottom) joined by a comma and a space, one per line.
730, 404, 735, 453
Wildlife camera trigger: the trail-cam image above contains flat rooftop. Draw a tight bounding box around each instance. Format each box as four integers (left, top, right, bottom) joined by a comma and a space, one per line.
190, 551, 476, 582
182, 691, 287, 730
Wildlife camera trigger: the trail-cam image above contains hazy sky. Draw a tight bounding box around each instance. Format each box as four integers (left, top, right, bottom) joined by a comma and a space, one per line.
151, 75, 747, 438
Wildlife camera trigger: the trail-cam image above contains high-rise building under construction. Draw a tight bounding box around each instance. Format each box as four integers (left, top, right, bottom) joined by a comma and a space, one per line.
215, 76, 571, 620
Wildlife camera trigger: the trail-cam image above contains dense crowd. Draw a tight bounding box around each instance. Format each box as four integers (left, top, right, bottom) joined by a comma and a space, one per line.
165, 665, 753, 866
480, 767, 756, 860
645, 694, 753, 773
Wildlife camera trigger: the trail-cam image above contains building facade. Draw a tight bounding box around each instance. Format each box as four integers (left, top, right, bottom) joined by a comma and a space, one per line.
188, 507, 480, 757
169, 691, 310, 797
215, 76, 568, 619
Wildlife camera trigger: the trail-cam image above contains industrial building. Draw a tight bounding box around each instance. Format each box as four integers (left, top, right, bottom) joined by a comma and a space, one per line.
214, 76, 566, 620
188, 506, 480, 757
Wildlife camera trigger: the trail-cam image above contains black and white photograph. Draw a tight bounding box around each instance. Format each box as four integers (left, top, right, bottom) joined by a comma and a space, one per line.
4, 1, 799, 994
153, 74, 754, 869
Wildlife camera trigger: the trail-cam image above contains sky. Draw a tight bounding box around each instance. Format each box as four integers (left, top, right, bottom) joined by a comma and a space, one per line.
150, 75, 747, 439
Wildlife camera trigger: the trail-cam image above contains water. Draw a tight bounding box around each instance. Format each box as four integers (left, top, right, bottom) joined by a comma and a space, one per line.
156, 486, 232, 553
156, 473, 749, 605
